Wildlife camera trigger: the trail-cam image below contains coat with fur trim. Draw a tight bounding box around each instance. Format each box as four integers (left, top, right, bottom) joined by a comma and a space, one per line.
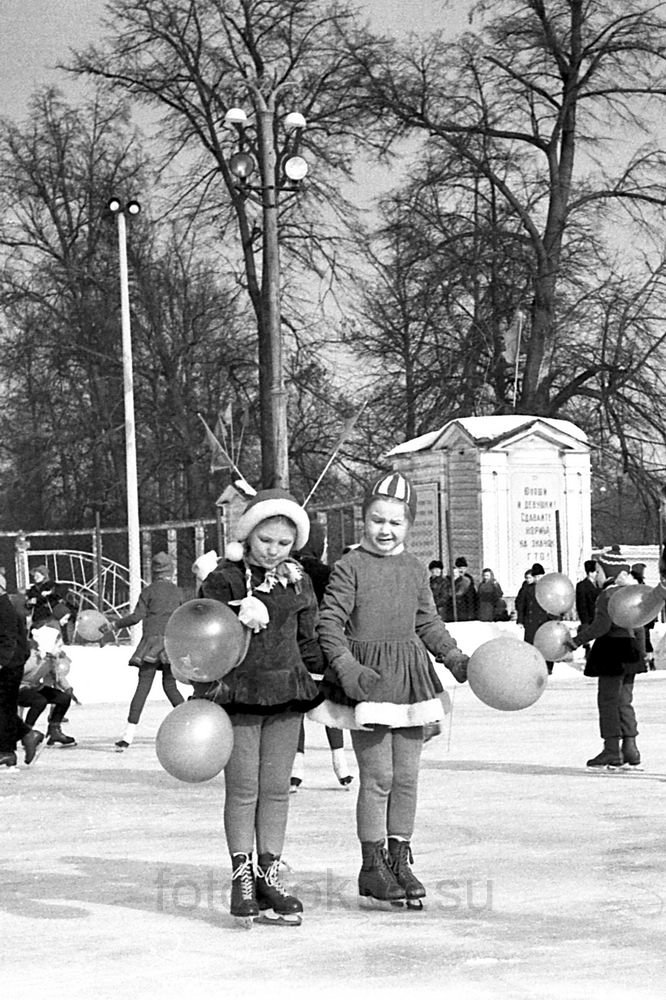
314, 547, 463, 729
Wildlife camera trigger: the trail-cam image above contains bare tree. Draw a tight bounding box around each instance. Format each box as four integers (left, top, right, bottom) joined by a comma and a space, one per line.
347, 0, 666, 414
69, 0, 385, 486
0, 89, 250, 529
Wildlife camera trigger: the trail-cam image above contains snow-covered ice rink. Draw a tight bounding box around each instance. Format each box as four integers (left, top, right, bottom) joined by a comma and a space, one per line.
2, 638, 666, 1000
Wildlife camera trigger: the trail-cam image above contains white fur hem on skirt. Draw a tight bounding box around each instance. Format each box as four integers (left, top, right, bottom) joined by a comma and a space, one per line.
308, 695, 446, 731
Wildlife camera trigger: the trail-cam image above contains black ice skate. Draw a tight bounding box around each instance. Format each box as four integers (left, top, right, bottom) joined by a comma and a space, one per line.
586, 738, 624, 770
46, 724, 77, 748
358, 840, 406, 909
22, 730, 44, 765
255, 853, 303, 926
622, 737, 642, 768
388, 838, 426, 910
230, 853, 259, 930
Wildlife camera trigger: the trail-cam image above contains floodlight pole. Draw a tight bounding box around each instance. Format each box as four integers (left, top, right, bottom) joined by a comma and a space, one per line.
110, 202, 141, 611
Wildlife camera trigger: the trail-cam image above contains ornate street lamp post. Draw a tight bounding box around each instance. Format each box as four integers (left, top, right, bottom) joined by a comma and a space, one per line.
224, 103, 308, 490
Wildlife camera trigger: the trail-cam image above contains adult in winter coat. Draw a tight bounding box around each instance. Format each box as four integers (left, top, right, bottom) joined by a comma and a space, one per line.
477, 568, 504, 622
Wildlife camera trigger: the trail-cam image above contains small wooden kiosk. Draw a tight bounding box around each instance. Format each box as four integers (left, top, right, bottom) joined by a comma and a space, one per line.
385, 416, 591, 601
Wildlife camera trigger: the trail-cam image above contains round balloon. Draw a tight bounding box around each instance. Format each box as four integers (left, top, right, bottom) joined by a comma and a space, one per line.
165, 599, 249, 684
76, 609, 111, 642
608, 584, 664, 630
535, 572, 575, 615
467, 636, 549, 711
156, 699, 234, 783
533, 620, 572, 661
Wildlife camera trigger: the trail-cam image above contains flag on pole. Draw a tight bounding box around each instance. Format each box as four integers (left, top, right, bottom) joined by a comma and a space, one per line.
220, 401, 233, 426
303, 402, 368, 508
201, 417, 232, 472
502, 309, 524, 364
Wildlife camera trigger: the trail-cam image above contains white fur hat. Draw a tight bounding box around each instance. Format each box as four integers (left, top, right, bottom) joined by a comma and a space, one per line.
233, 489, 310, 552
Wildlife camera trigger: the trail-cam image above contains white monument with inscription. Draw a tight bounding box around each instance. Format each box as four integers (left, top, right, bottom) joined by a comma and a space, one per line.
385, 416, 591, 601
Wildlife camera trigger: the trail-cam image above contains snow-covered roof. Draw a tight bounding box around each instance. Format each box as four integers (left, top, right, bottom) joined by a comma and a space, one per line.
385, 415, 588, 456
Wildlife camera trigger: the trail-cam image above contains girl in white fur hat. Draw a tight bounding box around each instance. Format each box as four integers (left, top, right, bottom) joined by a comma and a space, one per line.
198, 488, 323, 927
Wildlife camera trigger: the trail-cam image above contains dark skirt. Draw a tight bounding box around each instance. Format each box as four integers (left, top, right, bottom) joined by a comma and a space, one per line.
584, 634, 641, 678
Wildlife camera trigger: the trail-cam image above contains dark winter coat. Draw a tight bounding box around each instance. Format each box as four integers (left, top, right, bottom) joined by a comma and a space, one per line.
575, 577, 600, 626
516, 582, 557, 645
574, 585, 646, 677
200, 559, 323, 715
114, 578, 185, 667
477, 579, 504, 622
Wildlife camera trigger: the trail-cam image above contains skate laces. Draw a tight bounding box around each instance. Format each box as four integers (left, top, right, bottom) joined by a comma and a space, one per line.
232, 855, 255, 897
391, 841, 414, 873
258, 858, 288, 895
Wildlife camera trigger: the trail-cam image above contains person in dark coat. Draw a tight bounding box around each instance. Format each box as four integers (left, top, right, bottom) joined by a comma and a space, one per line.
428, 560, 448, 620
517, 563, 558, 674
450, 557, 478, 621
569, 569, 652, 768
477, 568, 503, 622
575, 559, 601, 661
0, 573, 43, 768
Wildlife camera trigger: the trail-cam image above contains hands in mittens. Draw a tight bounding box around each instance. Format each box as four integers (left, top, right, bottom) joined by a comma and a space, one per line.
334, 653, 380, 702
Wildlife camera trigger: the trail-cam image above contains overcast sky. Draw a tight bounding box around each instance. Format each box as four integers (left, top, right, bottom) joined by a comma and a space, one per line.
0, 1, 462, 122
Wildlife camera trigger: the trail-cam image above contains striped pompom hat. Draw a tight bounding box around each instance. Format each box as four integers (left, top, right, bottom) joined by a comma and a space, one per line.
364, 471, 417, 520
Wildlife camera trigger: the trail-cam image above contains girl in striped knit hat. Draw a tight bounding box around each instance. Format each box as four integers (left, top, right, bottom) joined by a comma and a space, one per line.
310, 471, 469, 909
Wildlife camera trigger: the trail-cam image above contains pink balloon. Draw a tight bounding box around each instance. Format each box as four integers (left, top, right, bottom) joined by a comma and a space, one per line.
468, 637, 548, 711
156, 700, 233, 783
76, 609, 110, 642
533, 620, 571, 661
165, 599, 249, 683
535, 573, 575, 615
608, 585, 664, 630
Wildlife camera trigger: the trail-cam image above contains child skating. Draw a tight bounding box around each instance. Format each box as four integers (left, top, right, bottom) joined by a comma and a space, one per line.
310, 472, 468, 909
198, 489, 323, 927
110, 552, 185, 750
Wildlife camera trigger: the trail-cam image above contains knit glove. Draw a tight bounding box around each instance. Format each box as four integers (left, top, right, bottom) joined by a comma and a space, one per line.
439, 649, 469, 684
333, 652, 380, 702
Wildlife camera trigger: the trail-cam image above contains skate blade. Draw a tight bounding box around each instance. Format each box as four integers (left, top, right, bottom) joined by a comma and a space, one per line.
254, 908, 302, 926
390, 897, 425, 910
358, 894, 406, 911
233, 915, 255, 930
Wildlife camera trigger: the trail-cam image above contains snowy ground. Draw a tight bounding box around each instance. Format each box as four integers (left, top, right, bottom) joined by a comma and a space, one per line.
2, 637, 666, 1000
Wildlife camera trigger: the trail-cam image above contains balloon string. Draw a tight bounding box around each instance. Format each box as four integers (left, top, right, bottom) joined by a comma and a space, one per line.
446, 686, 456, 753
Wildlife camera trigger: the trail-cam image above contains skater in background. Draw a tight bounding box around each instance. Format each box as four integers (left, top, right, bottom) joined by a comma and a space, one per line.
310, 472, 469, 910
198, 490, 323, 926
291, 518, 353, 791
18, 625, 77, 747
26, 564, 77, 641
477, 567, 503, 622
568, 568, 648, 768
0, 572, 43, 769
109, 552, 185, 751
